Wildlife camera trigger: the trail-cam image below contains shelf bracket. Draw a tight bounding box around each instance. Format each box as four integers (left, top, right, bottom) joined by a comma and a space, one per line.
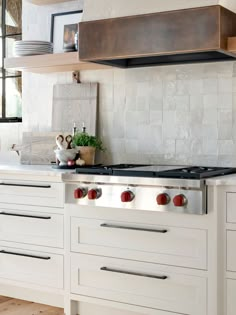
72, 71, 80, 83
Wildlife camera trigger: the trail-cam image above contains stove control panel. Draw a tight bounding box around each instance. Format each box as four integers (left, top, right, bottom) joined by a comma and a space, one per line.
69, 184, 206, 215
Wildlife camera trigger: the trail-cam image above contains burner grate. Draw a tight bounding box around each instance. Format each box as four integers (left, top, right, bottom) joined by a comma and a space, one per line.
75, 164, 148, 175
157, 166, 236, 179
75, 164, 236, 179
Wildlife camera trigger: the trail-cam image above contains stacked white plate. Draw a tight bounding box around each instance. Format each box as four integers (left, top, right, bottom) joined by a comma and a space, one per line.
13, 41, 53, 57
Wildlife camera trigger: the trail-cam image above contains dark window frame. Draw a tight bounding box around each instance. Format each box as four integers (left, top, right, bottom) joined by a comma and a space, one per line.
0, 0, 22, 123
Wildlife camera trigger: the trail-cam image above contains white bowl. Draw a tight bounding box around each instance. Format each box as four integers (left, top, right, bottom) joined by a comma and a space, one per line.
54, 148, 78, 166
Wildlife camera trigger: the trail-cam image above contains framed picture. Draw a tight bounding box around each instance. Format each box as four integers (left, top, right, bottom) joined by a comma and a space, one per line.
50, 10, 83, 53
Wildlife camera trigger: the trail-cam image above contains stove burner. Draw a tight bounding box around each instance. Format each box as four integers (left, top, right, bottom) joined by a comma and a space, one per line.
181, 167, 215, 174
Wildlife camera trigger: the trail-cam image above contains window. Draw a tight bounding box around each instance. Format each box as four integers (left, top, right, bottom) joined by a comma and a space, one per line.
0, 0, 22, 122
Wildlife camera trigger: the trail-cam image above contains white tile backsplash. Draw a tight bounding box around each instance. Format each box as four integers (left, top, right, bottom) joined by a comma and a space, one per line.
80, 61, 236, 166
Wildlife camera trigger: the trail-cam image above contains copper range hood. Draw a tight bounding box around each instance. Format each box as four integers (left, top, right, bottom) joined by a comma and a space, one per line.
79, 5, 236, 68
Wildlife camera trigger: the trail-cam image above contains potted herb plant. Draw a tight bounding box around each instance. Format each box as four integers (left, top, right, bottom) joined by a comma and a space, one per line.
72, 132, 104, 165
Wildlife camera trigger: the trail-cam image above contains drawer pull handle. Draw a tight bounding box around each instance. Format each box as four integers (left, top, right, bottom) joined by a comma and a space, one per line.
100, 223, 168, 234
0, 250, 51, 260
0, 212, 51, 220
100, 267, 168, 280
0, 183, 51, 189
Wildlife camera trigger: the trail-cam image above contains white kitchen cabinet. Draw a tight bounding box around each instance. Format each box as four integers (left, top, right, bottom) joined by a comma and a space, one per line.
0, 246, 63, 289
70, 216, 207, 269
0, 180, 64, 208
71, 253, 207, 315
0, 175, 65, 308
0, 208, 63, 248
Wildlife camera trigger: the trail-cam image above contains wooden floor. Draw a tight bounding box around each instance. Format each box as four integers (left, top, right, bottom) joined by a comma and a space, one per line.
0, 296, 64, 315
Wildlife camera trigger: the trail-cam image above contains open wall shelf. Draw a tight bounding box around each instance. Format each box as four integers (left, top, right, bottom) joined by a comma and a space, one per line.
4, 52, 111, 73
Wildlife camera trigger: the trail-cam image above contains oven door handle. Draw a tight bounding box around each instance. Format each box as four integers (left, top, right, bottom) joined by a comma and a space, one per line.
0, 250, 51, 260
0, 212, 51, 220
100, 223, 168, 233
100, 267, 168, 280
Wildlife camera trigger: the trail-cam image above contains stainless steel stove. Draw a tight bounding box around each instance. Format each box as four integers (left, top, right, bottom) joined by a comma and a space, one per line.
65, 164, 236, 215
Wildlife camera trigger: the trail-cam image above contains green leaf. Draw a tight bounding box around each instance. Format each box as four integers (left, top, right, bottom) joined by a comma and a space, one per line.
72, 132, 105, 151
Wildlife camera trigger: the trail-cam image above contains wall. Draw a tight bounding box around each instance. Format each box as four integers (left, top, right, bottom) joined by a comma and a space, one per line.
2, 0, 236, 166
82, 0, 236, 20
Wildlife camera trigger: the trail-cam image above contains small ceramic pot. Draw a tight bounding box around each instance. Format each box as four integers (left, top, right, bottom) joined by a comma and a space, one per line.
76, 146, 96, 165
54, 148, 78, 166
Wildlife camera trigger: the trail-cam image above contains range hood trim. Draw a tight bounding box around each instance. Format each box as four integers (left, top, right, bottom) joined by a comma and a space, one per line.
79, 5, 236, 68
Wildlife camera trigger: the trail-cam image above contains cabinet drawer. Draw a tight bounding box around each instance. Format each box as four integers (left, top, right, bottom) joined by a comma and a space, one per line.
0, 180, 64, 208
226, 193, 236, 223
77, 301, 182, 315
227, 279, 236, 315
71, 217, 207, 269
0, 246, 63, 289
71, 253, 207, 315
0, 209, 63, 248
227, 231, 236, 271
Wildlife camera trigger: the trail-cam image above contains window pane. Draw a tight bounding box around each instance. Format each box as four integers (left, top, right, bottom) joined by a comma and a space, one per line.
6, 76, 22, 117
6, 34, 21, 58
6, 0, 22, 35
0, 39, 2, 72
5, 69, 20, 77
0, 5, 2, 36
0, 79, 2, 117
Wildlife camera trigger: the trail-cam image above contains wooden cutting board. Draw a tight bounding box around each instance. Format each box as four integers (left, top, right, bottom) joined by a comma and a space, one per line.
20, 132, 70, 165
52, 83, 98, 135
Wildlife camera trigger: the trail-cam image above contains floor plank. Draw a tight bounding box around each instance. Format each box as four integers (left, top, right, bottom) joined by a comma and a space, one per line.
0, 296, 64, 315
0, 296, 12, 304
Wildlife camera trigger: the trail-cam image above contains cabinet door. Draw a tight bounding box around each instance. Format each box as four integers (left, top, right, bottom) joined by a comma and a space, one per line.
71, 217, 207, 269
0, 246, 63, 289
71, 253, 207, 315
0, 209, 63, 248
0, 180, 64, 207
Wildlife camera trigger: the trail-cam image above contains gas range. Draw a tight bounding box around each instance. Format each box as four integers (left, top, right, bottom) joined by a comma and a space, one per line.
65, 164, 236, 215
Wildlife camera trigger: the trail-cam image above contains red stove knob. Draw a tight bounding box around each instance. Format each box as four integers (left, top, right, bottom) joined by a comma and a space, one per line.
88, 189, 101, 200
74, 187, 87, 199
156, 193, 170, 206
173, 194, 187, 207
121, 191, 135, 203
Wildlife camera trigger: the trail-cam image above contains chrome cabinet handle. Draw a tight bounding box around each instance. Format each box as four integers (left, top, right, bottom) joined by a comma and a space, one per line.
100, 267, 167, 280
0, 183, 51, 188
100, 223, 168, 233
0, 250, 51, 260
0, 212, 51, 220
